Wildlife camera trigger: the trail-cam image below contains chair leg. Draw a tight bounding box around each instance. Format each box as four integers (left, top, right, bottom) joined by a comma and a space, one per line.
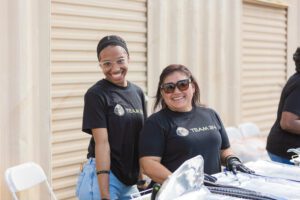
12, 192, 19, 200
50, 190, 58, 200
45, 181, 58, 200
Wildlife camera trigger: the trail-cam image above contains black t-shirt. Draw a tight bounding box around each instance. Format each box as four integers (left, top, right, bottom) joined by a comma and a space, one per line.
139, 106, 230, 175
82, 79, 147, 185
266, 73, 300, 159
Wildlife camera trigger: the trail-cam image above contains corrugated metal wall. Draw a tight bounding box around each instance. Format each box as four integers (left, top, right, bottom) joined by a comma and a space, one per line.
2, 0, 300, 199
0, 0, 51, 200
241, 1, 288, 134
51, 0, 147, 199
148, 0, 242, 125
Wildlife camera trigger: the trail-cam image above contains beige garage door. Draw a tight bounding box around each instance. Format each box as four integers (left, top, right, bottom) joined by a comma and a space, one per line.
51, 0, 147, 199
241, 1, 288, 135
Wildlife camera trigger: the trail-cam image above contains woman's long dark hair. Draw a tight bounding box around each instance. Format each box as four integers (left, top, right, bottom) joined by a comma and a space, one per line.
153, 64, 201, 111
293, 47, 300, 73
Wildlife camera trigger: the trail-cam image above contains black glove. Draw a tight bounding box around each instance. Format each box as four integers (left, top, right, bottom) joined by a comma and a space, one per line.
225, 156, 255, 175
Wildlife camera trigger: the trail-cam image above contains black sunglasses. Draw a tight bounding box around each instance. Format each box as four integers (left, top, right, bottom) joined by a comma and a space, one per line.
160, 79, 191, 94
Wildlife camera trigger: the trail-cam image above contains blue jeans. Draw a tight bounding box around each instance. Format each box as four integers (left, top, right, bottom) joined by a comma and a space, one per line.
76, 158, 139, 200
267, 152, 293, 165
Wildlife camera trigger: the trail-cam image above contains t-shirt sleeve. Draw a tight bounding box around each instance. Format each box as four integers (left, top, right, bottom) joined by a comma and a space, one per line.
139, 117, 165, 158
283, 85, 300, 116
138, 88, 148, 120
82, 91, 107, 134
212, 110, 230, 149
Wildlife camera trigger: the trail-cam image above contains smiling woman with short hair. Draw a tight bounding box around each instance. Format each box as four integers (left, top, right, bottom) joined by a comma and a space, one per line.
76, 35, 147, 200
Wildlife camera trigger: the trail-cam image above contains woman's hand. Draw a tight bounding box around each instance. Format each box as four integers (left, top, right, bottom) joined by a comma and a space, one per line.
225, 156, 255, 174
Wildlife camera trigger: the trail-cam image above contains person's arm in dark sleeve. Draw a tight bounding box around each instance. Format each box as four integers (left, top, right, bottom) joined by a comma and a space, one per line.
139, 118, 171, 184
280, 111, 300, 134
280, 86, 300, 134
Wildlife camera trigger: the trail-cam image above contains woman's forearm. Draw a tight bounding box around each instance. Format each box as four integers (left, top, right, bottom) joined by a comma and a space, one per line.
95, 142, 110, 198
140, 157, 172, 184
280, 111, 300, 135
93, 128, 111, 199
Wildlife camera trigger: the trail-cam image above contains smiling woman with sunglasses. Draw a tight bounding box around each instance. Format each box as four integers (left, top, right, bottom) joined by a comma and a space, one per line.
139, 64, 253, 185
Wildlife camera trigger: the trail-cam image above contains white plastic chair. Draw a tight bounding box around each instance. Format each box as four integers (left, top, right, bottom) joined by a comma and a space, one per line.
5, 162, 57, 200
238, 122, 260, 138
225, 126, 243, 141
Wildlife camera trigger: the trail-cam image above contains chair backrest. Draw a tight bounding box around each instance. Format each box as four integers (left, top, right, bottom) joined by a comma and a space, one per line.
5, 162, 57, 200
225, 126, 243, 141
238, 122, 260, 138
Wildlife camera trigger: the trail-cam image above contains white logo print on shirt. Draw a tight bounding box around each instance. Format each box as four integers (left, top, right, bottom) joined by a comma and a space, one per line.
176, 127, 189, 137
114, 104, 125, 116
190, 125, 217, 133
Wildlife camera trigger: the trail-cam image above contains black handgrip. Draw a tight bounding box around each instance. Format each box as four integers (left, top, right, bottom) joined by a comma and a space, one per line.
150, 183, 161, 200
